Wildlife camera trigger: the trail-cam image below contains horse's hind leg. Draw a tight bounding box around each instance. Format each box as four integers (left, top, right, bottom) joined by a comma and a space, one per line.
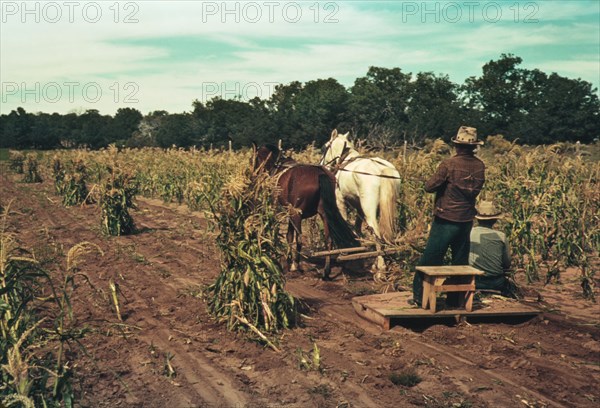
287, 215, 302, 272
318, 212, 332, 280
336, 190, 349, 221
354, 215, 363, 234
361, 195, 381, 239
361, 196, 386, 271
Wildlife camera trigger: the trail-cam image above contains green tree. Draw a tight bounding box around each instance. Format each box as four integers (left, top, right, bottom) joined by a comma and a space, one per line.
462, 54, 526, 137
78, 109, 112, 148
193, 97, 272, 149
292, 78, 349, 148
463, 54, 600, 143
267, 81, 303, 144
155, 113, 199, 147
60, 112, 83, 148
110, 108, 143, 145
127, 110, 168, 147
515, 72, 600, 144
406, 72, 463, 143
29, 113, 61, 149
246, 96, 278, 146
1, 107, 32, 148
348, 67, 412, 144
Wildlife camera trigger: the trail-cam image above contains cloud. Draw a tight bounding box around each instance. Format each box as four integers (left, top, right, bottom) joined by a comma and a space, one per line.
533, 58, 600, 87
1, 1, 598, 115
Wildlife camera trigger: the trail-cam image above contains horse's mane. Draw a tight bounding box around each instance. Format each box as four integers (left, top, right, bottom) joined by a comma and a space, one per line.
256, 143, 293, 173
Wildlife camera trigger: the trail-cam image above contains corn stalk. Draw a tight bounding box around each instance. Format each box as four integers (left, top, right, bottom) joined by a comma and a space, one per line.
206, 167, 296, 342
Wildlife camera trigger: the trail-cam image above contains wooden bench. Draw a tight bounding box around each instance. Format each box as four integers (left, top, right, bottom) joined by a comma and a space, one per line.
416, 265, 485, 313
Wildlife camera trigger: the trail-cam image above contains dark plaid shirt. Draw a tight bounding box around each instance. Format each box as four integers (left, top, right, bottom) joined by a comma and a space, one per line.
425, 152, 485, 222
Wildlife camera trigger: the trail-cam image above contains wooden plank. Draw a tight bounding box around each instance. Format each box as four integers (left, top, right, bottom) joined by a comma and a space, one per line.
337, 247, 403, 261
375, 307, 540, 318
311, 246, 370, 257
368, 291, 518, 312
311, 246, 404, 261
352, 299, 388, 328
465, 291, 474, 312
416, 265, 485, 276
422, 281, 431, 310
352, 292, 542, 329
429, 290, 438, 313
337, 250, 383, 261
432, 284, 475, 292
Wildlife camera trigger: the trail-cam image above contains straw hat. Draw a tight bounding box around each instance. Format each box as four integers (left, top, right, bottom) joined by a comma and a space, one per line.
476, 200, 502, 220
452, 126, 484, 145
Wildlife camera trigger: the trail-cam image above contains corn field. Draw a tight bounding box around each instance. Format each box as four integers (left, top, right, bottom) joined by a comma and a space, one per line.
13, 140, 600, 301
205, 167, 296, 346
22, 154, 42, 184
0, 203, 101, 407
46, 146, 242, 213
2, 139, 598, 406
8, 151, 25, 174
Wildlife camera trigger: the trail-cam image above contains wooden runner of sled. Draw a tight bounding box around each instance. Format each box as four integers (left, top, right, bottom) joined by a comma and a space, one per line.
352, 292, 541, 330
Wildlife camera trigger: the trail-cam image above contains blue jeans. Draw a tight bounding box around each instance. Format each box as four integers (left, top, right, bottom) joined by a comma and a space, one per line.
412, 217, 473, 304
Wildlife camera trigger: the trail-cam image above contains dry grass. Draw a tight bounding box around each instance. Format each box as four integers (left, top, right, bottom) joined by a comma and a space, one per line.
17, 141, 599, 299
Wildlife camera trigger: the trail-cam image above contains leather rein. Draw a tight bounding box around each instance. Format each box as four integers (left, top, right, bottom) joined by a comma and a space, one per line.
323, 145, 402, 180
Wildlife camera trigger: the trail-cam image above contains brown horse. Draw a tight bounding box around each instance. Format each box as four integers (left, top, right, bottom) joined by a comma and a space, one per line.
253, 144, 358, 279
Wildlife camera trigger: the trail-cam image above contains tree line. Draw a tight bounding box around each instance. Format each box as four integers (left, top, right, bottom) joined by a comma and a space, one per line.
2, 54, 599, 150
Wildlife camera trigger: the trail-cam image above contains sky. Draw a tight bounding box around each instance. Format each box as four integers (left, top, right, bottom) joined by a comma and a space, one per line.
1, 0, 599, 116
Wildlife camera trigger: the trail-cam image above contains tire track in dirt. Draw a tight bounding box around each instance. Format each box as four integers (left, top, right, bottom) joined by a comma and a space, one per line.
123, 195, 600, 408
414, 341, 569, 408
3, 173, 598, 407
286, 280, 570, 408
96, 203, 258, 407
131, 199, 401, 407
128, 315, 251, 407
1, 176, 257, 407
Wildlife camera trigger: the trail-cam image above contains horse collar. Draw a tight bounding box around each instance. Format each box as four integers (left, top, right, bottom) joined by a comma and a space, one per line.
334, 154, 363, 174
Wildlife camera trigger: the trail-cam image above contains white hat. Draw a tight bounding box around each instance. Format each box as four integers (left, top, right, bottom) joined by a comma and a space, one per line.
475, 200, 502, 220
452, 126, 484, 145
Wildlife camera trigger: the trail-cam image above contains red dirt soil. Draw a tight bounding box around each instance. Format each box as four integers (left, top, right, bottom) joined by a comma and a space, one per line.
1, 171, 599, 408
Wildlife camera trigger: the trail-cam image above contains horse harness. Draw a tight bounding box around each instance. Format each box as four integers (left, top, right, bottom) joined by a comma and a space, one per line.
332, 154, 402, 180
270, 158, 332, 186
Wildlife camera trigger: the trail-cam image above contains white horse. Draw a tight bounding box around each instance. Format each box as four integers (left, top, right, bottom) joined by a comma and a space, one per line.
320, 129, 401, 270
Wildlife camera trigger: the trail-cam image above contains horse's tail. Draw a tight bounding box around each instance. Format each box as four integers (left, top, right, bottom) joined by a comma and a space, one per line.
378, 168, 400, 243
318, 174, 359, 248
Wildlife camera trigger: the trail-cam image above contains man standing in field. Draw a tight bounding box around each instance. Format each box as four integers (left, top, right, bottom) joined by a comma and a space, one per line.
469, 200, 515, 297
411, 126, 486, 307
